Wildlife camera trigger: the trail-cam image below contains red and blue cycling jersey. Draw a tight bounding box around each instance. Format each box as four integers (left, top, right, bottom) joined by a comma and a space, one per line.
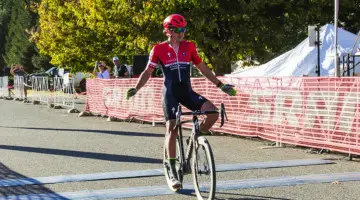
147, 40, 202, 92
146, 40, 208, 120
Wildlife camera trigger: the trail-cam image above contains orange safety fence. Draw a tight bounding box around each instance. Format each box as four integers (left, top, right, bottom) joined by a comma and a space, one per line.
86, 77, 360, 155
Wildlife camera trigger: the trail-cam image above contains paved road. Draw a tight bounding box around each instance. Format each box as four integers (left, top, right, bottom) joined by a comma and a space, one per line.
0, 98, 360, 199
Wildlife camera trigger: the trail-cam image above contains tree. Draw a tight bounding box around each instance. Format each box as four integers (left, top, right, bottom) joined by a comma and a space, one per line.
35, 0, 163, 72
35, 0, 360, 75
1, 0, 47, 73
0, 0, 10, 71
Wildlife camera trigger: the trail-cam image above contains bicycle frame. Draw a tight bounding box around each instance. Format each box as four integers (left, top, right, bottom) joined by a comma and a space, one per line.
176, 115, 198, 177
175, 103, 226, 182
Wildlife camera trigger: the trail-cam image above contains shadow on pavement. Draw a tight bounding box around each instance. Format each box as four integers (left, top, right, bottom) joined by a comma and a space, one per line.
0, 145, 162, 164
0, 162, 67, 199
0, 126, 164, 138
215, 191, 292, 200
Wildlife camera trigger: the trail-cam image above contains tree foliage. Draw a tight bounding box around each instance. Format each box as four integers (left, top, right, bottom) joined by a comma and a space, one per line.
36, 0, 164, 72
32, 0, 360, 75
4, 0, 35, 71
0, 0, 11, 71
0, 0, 50, 73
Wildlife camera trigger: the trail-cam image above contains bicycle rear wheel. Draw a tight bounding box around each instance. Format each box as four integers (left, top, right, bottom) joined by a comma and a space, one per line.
163, 135, 183, 191
192, 136, 216, 200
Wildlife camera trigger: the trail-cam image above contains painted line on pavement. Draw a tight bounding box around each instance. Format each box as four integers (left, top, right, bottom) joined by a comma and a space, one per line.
0, 159, 334, 187
1, 171, 360, 200
215, 158, 334, 171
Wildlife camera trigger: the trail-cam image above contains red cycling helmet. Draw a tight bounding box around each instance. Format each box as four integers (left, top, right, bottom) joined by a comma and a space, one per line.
163, 14, 187, 28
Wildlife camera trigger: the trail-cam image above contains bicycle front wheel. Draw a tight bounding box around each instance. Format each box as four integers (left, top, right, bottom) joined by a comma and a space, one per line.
192, 136, 216, 200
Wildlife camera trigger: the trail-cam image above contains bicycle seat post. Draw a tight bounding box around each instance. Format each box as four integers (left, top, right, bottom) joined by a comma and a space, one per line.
176, 104, 182, 126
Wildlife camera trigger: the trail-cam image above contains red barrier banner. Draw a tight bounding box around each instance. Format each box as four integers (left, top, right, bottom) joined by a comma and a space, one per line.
86, 77, 360, 155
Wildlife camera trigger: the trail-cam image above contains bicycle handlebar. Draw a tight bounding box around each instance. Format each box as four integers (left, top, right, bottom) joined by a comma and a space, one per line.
176, 103, 228, 127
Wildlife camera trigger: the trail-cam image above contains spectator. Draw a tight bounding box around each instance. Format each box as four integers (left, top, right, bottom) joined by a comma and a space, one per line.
93, 61, 111, 79
113, 56, 129, 78
125, 64, 133, 77
10, 64, 29, 101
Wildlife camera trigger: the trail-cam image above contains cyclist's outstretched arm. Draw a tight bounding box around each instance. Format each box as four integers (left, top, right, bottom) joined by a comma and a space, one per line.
195, 62, 237, 96
126, 66, 154, 100
195, 62, 222, 86
135, 66, 154, 91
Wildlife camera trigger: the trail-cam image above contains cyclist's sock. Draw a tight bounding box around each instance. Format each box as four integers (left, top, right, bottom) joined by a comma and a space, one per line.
168, 158, 176, 168
168, 158, 178, 179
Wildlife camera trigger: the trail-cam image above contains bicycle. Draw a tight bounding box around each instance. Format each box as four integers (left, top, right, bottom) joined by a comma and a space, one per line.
163, 103, 227, 200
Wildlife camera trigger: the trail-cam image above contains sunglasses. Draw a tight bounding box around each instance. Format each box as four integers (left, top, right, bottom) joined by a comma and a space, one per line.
170, 27, 186, 33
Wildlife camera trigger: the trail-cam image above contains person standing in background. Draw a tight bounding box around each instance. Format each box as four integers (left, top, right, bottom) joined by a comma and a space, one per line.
125, 64, 133, 78
10, 64, 29, 102
93, 61, 111, 79
113, 56, 129, 78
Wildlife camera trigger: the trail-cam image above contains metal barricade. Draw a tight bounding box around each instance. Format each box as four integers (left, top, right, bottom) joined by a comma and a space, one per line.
13, 76, 25, 100
30, 76, 51, 104
0, 76, 9, 98
53, 77, 75, 109
341, 54, 360, 76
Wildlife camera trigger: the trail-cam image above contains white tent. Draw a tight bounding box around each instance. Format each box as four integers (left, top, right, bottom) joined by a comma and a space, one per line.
228, 24, 360, 77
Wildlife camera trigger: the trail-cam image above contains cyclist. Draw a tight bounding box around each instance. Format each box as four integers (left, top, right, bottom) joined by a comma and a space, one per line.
126, 14, 236, 190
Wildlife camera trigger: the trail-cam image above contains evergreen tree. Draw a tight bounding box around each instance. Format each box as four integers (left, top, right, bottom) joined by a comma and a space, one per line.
4, 0, 34, 72
1, 0, 50, 73
0, 0, 10, 72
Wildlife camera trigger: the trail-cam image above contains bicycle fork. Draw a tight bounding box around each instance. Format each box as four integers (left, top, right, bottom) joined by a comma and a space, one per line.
184, 116, 200, 175
183, 137, 193, 174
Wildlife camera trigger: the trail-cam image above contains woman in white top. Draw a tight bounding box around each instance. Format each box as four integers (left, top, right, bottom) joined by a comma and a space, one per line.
93, 61, 111, 79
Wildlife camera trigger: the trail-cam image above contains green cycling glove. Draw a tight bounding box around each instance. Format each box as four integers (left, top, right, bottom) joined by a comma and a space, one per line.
126, 88, 137, 100
217, 82, 237, 96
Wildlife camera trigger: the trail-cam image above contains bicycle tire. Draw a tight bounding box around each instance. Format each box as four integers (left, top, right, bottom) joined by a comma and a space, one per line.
163, 135, 183, 192
192, 136, 216, 200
